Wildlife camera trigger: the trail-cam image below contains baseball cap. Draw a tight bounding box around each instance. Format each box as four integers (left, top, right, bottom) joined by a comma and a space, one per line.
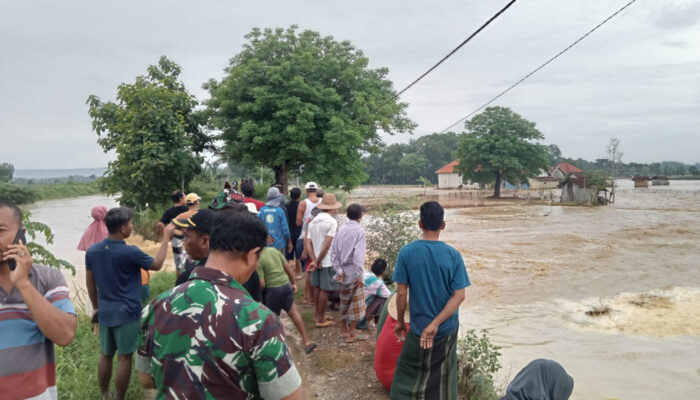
173, 209, 215, 234
305, 182, 318, 190
185, 193, 201, 205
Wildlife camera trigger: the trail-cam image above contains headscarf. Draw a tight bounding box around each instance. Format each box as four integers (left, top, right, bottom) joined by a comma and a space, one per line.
266, 187, 282, 207
77, 206, 108, 251
501, 359, 574, 400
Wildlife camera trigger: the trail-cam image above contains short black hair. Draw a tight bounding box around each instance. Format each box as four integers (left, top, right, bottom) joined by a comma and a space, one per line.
346, 203, 363, 221
209, 209, 267, 256
290, 187, 301, 200
0, 201, 22, 227
420, 201, 444, 231
370, 258, 387, 276
104, 207, 134, 234
171, 190, 184, 203
241, 181, 255, 197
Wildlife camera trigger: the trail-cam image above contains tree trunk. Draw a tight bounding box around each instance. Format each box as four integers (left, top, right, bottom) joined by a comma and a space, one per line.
273, 162, 289, 194
493, 170, 503, 198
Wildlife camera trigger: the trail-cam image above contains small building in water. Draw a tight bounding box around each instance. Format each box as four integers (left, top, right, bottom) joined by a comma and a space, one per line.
651, 176, 670, 186
633, 176, 649, 188
560, 175, 597, 203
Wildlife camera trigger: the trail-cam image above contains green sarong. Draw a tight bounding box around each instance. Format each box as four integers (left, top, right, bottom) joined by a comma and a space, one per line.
390, 329, 458, 400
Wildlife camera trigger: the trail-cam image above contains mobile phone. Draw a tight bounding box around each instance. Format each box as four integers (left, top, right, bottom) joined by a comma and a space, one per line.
8, 228, 27, 271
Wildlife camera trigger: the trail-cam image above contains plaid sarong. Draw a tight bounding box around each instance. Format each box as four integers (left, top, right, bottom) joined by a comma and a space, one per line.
390, 329, 459, 400
338, 282, 365, 322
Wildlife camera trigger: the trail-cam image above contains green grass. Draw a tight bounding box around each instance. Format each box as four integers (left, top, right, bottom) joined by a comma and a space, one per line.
33, 181, 102, 201
147, 271, 177, 302
56, 313, 143, 400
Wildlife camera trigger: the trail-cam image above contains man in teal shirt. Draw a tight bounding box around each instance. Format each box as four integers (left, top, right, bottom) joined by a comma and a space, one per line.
391, 201, 470, 400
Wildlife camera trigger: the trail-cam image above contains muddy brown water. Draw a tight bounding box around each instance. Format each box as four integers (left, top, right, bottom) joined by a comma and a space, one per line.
27, 181, 700, 399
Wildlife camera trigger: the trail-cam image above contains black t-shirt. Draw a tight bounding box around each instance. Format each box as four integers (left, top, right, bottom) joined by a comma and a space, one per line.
286, 200, 301, 238
160, 205, 189, 225
243, 270, 262, 302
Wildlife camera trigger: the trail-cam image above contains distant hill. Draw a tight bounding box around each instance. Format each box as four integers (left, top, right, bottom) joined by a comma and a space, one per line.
14, 168, 106, 179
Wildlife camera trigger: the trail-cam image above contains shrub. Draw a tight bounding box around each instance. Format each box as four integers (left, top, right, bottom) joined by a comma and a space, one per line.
148, 271, 177, 302
22, 210, 75, 274
457, 329, 503, 400
365, 207, 421, 283
0, 182, 38, 204
133, 205, 168, 242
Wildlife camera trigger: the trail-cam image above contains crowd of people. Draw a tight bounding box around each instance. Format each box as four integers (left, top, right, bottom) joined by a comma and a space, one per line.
0, 181, 575, 400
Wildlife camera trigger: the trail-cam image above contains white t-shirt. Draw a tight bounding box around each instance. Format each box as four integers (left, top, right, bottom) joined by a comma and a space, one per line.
300, 198, 321, 237
308, 212, 338, 268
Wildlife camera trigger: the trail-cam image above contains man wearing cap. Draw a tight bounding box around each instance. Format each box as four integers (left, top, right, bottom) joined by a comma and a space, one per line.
172, 209, 214, 286
136, 210, 302, 399
185, 193, 201, 211
307, 193, 342, 328
259, 187, 292, 253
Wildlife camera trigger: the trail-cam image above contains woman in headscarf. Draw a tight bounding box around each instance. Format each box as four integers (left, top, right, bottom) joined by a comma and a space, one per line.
501, 359, 574, 400
77, 206, 108, 251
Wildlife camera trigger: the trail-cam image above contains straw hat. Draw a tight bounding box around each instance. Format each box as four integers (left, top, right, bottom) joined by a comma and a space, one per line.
388, 292, 410, 323
316, 193, 342, 210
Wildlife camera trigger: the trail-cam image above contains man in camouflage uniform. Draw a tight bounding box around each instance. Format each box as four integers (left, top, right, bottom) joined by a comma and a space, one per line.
136, 210, 302, 399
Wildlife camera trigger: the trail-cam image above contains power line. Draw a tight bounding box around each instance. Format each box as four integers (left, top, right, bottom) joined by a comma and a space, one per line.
439, 0, 638, 134
372, 0, 518, 114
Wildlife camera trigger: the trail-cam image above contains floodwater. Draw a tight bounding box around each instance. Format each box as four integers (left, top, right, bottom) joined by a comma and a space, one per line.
446, 180, 700, 400
25, 181, 700, 398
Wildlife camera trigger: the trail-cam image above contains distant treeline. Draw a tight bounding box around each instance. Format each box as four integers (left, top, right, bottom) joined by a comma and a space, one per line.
362, 135, 700, 185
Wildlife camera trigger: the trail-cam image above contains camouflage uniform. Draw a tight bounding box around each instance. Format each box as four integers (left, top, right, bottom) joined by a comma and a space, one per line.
136, 267, 301, 399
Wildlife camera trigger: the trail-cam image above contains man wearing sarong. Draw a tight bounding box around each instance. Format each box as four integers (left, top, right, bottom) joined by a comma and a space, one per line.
391, 201, 470, 400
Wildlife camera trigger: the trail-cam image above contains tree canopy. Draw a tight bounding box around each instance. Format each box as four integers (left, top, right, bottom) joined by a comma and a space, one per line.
87, 56, 208, 208
204, 26, 415, 191
455, 107, 548, 197
363, 132, 459, 184
0, 163, 14, 183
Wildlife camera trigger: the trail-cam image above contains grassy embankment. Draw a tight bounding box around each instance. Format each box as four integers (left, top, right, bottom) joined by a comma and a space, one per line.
56, 271, 177, 400
0, 181, 102, 205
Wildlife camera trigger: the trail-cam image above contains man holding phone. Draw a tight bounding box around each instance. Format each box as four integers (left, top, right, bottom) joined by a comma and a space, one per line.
0, 201, 77, 399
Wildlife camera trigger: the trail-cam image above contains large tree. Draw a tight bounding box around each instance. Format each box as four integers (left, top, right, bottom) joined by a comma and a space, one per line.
87, 56, 208, 208
0, 163, 14, 183
204, 26, 415, 192
455, 106, 548, 198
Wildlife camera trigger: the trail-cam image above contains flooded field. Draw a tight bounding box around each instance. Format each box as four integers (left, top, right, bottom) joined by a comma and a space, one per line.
25, 181, 700, 399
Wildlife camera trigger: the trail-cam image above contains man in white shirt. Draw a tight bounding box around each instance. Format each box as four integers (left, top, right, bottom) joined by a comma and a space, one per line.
307, 193, 342, 328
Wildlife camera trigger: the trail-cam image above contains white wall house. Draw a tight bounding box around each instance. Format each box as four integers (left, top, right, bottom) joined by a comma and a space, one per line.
436, 160, 462, 189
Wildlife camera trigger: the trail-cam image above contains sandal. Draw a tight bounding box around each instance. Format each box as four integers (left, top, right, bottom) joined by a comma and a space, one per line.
346, 334, 369, 343
305, 343, 317, 354
315, 320, 334, 328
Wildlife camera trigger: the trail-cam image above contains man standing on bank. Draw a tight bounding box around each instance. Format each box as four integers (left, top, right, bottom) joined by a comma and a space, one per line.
391, 201, 470, 400
86, 207, 171, 400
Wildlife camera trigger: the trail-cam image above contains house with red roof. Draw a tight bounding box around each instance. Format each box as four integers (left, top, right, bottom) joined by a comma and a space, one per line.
549, 163, 584, 181
435, 160, 462, 189
435, 160, 483, 189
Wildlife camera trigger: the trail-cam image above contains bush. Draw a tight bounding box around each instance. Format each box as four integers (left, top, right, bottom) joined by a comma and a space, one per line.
365, 207, 421, 283
457, 329, 503, 400
0, 182, 38, 204
148, 271, 177, 302
132, 206, 167, 242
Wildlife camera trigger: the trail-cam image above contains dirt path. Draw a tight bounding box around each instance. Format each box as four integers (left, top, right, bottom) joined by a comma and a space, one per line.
281, 304, 388, 399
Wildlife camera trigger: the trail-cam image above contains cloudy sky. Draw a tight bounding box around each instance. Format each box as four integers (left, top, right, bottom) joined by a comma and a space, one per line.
1, 0, 699, 169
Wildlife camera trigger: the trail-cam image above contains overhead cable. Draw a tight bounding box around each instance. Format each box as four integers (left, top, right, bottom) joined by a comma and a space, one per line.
439, 0, 638, 134
372, 0, 518, 113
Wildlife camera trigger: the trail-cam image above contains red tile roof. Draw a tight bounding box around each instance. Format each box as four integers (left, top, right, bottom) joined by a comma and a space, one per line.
435, 160, 459, 174
556, 163, 583, 174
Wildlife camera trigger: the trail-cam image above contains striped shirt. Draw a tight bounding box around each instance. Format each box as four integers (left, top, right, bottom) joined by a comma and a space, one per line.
0, 264, 76, 400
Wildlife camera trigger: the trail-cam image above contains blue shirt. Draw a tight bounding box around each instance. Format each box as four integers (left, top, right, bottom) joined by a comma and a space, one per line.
86, 238, 154, 327
392, 240, 470, 338
258, 206, 291, 250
